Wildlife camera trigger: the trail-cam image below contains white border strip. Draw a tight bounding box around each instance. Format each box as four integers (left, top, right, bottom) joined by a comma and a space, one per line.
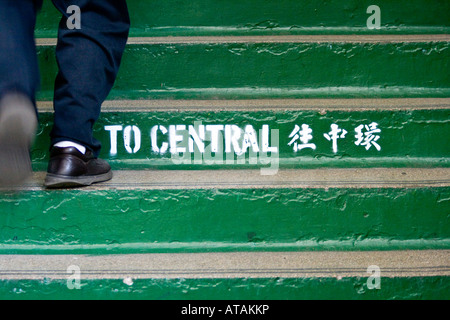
15, 168, 450, 191
1, 250, 448, 279
37, 98, 450, 112
36, 34, 450, 46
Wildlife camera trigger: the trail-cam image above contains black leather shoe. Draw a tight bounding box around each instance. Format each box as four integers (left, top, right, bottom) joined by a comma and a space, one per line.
44, 146, 112, 188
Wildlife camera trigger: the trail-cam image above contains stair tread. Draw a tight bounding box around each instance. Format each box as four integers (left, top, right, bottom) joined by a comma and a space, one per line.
36, 97, 450, 112
35, 38, 450, 100
13, 168, 450, 191
1, 169, 448, 253
1, 250, 448, 280
35, 0, 450, 38
35, 34, 450, 46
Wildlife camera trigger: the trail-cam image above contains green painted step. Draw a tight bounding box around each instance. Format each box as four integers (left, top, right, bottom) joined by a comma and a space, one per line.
1, 251, 449, 299
1, 168, 449, 254
32, 99, 450, 171
2, 276, 449, 300
25, 0, 450, 301
35, 0, 450, 38
22, 0, 450, 301
35, 36, 450, 100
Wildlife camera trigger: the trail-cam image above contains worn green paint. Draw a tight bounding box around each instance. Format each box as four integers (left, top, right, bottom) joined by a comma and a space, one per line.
35, 0, 450, 38
36, 41, 450, 101
18, 0, 450, 301
31, 109, 450, 170
0, 277, 449, 300
0, 187, 448, 254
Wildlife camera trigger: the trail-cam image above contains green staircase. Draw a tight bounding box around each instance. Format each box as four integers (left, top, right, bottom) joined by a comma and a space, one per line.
0, 0, 449, 300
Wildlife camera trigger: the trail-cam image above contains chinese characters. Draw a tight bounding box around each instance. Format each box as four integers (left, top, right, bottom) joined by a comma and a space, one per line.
288, 122, 381, 153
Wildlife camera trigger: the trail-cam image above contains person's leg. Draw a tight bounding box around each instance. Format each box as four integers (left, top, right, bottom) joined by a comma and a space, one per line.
45, 0, 129, 188
50, 0, 130, 156
0, 0, 41, 186
0, 0, 42, 104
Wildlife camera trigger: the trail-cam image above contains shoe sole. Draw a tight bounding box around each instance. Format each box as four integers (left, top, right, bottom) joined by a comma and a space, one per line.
44, 170, 113, 189
0, 94, 37, 187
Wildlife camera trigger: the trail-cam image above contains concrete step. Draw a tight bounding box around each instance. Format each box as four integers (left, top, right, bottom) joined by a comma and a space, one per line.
1, 250, 449, 299
1, 168, 449, 254
12, 0, 449, 301
35, 0, 450, 38
35, 35, 450, 100
31, 98, 450, 171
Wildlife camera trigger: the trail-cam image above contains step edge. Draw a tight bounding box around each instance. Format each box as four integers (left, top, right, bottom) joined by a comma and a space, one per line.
35, 34, 450, 46
1, 250, 449, 280
7, 168, 450, 191
36, 98, 450, 112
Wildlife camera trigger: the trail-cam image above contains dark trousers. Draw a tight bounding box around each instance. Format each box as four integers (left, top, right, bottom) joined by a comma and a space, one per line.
0, 0, 130, 156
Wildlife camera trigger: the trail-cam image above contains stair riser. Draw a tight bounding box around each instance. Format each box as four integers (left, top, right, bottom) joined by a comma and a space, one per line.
32, 109, 450, 170
1, 276, 449, 300
35, 0, 450, 37
1, 187, 448, 253
36, 41, 450, 100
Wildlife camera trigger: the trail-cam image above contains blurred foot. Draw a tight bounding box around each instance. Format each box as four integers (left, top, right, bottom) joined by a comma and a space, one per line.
0, 93, 37, 187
